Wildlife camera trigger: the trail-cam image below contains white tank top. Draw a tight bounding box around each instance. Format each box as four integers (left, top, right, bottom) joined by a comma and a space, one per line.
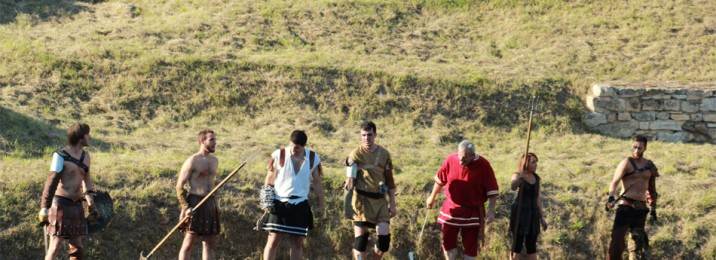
272, 147, 321, 204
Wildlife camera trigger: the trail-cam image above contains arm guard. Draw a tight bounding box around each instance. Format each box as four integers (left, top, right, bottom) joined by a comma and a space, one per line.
346, 162, 357, 178
177, 188, 190, 209
41, 171, 62, 209
260, 185, 276, 211
647, 174, 657, 208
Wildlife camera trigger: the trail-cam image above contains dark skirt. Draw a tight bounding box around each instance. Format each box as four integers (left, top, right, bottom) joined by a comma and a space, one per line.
262, 199, 313, 237
47, 196, 87, 237
185, 194, 221, 236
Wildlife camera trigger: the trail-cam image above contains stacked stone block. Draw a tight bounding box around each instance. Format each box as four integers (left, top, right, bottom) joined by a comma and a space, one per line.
583, 84, 716, 143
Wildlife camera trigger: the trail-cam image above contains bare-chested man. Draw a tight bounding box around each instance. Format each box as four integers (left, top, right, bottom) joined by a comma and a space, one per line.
606, 135, 659, 260
39, 122, 99, 260
176, 129, 220, 260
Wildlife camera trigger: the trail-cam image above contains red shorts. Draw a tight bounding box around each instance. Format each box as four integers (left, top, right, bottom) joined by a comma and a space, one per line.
441, 224, 480, 257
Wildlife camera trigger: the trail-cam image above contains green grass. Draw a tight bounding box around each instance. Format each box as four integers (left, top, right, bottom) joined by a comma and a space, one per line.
1, 0, 716, 259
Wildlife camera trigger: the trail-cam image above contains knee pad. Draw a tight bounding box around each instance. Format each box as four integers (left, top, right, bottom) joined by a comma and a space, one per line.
376, 234, 391, 252
69, 245, 84, 260
353, 233, 369, 252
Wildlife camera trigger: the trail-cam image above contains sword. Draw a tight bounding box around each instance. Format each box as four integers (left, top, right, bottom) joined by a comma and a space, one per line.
43, 225, 48, 255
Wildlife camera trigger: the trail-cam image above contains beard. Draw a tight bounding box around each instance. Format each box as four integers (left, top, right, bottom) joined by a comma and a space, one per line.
632, 152, 643, 159
206, 146, 215, 153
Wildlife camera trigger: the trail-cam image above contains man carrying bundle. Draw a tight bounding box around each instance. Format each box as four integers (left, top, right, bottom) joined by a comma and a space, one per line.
39, 122, 99, 260
176, 129, 221, 260
606, 135, 659, 260
344, 121, 397, 260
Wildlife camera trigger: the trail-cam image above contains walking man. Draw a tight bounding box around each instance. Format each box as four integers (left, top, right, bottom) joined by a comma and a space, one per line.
344, 121, 397, 260
606, 135, 659, 260
426, 140, 499, 260
39, 122, 99, 260
176, 129, 221, 260
262, 130, 325, 260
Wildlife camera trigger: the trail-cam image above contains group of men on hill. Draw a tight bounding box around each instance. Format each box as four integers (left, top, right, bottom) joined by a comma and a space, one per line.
39, 121, 658, 260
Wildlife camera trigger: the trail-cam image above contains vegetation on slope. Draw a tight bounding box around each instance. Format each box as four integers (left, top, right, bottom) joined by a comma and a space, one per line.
1, 0, 715, 259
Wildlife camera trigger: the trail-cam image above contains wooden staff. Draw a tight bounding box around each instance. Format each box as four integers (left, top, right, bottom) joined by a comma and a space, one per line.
511, 96, 537, 254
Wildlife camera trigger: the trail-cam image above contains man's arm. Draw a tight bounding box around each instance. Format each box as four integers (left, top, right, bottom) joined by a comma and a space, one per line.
176, 157, 193, 210
647, 166, 658, 222
264, 157, 277, 186
485, 196, 497, 223
82, 153, 95, 206
311, 164, 325, 208
607, 159, 628, 207
426, 183, 443, 208
39, 152, 64, 223
343, 157, 356, 190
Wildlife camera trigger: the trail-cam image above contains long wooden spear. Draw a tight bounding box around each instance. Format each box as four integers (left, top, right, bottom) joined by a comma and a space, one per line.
511, 96, 537, 254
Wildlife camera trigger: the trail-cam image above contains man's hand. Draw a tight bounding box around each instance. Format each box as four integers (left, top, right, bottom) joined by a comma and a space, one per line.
540, 218, 549, 231
485, 209, 495, 223
389, 204, 397, 218
649, 209, 657, 223
87, 204, 100, 222
426, 196, 435, 209
179, 208, 193, 224
38, 208, 49, 225
314, 201, 326, 218
343, 178, 354, 191
605, 195, 617, 211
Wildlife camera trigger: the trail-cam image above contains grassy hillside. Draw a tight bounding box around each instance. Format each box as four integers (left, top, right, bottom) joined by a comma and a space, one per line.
1, 0, 715, 259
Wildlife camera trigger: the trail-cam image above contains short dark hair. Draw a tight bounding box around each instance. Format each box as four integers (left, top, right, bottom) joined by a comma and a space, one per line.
290, 130, 308, 146
633, 135, 648, 147
67, 122, 90, 145
198, 129, 215, 142
360, 121, 377, 134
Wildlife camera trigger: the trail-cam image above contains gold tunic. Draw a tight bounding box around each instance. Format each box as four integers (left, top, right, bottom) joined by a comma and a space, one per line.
349, 145, 395, 223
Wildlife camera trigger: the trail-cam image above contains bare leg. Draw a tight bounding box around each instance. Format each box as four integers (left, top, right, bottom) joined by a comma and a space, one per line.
263, 232, 284, 260
512, 253, 522, 260
353, 226, 369, 260
374, 222, 390, 259
179, 233, 198, 260
201, 235, 217, 260
288, 235, 304, 260
67, 236, 83, 260
444, 248, 458, 260
527, 253, 538, 260
45, 235, 62, 260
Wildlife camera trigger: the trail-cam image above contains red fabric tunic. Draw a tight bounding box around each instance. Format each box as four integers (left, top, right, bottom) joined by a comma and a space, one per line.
434, 153, 499, 227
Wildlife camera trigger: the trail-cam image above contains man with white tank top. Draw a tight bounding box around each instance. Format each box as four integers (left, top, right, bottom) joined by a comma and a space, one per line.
261, 130, 325, 260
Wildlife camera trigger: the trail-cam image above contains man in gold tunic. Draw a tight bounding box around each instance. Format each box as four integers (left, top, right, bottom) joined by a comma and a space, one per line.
344, 121, 397, 260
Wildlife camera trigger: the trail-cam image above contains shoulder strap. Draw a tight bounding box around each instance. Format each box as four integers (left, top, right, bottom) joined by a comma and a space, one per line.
279, 148, 286, 168
309, 150, 316, 170
59, 149, 89, 172
623, 157, 638, 178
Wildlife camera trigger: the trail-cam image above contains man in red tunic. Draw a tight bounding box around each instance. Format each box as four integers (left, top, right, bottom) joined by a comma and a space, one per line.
426, 140, 499, 260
